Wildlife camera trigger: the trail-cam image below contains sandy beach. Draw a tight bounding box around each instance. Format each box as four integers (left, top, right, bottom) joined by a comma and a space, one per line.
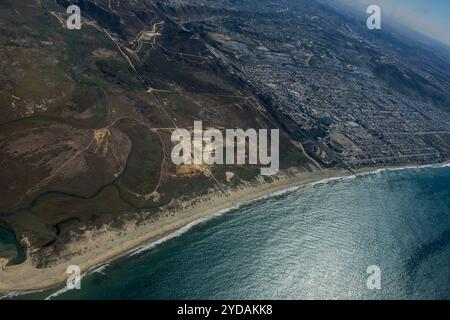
0, 168, 353, 295
1, 162, 449, 295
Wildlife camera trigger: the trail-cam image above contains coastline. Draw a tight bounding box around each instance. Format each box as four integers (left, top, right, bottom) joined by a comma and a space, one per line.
1, 162, 449, 296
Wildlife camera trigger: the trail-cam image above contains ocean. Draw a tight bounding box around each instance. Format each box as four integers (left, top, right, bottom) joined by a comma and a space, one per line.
7, 166, 450, 300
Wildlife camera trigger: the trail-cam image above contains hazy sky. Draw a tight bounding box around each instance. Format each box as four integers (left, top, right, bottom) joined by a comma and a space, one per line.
342, 0, 450, 46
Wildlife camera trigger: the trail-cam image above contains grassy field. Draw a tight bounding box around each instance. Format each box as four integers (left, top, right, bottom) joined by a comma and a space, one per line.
114, 118, 164, 204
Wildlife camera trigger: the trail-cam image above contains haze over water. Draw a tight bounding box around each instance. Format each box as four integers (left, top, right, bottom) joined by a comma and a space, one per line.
16, 166, 450, 300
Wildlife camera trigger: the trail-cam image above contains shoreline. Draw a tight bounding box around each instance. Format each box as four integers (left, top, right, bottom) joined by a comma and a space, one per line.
1, 162, 449, 296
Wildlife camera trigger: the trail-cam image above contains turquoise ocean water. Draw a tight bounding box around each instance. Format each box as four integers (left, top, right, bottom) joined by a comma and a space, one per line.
5, 166, 450, 300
